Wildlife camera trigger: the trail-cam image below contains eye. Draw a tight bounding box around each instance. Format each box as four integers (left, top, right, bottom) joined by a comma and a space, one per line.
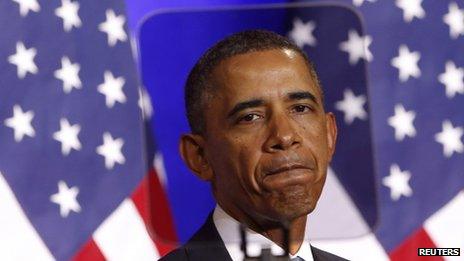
238, 113, 262, 123
292, 104, 312, 113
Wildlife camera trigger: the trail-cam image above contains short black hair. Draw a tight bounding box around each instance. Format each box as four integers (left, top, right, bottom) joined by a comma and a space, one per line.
185, 29, 321, 135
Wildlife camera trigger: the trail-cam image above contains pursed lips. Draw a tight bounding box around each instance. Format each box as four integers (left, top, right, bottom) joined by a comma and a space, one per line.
260, 162, 315, 191
265, 163, 313, 176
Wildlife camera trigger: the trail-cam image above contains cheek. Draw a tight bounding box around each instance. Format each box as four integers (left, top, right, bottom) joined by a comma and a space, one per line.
209, 137, 260, 192
227, 135, 264, 196
236, 146, 263, 193
299, 119, 329, 154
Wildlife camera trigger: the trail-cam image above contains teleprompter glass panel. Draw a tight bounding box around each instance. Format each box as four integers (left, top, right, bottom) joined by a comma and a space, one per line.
139, 2, 378, 248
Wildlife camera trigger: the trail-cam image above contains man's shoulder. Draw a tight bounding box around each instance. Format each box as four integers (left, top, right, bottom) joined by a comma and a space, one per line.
159, 237, 231, 261
159, 247, 189, 261
159, 212, 349, 261
311, 245, 349, 261
162, 244, 349, 261
159, 213, 232, 261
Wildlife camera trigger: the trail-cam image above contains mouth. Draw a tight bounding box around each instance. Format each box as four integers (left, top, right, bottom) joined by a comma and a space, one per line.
261, 163, 315, 191
265, 164, 311, 176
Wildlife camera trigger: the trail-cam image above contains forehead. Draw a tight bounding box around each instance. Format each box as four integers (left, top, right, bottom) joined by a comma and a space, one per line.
210, 49, 320, 101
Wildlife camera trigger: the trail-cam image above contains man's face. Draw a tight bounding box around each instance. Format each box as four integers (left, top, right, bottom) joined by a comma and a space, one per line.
189, 48, 336, 226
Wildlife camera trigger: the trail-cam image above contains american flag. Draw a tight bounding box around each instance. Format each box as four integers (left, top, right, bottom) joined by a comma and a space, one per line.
307, 0, 464, 260
137, 0, 463, 260
0, 0, 176, 260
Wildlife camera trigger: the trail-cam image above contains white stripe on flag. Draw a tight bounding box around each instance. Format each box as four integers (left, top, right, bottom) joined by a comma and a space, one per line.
154, 152, 168, 187
312, 233, 389, 261
0, 171, 55, 261
310, 167, 389, 260
308, 167, 371, 239
424, 190, 464, 261
93, 198, 160, 261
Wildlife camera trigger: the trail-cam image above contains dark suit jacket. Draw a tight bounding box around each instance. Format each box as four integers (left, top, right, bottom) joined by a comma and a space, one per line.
160, 213, 348, 261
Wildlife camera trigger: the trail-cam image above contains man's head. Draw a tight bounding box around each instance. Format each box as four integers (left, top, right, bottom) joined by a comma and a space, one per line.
185, 30, 322, 135
180, 30, 337, 228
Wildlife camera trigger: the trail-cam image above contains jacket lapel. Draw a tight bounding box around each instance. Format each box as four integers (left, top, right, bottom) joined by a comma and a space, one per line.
184, 213, 233, 261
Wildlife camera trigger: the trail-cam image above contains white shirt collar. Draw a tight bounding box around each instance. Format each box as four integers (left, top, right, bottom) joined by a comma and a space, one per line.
213, 205, 314, 261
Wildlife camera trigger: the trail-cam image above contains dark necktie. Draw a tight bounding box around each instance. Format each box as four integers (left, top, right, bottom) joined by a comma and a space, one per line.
290, 257, 305, 261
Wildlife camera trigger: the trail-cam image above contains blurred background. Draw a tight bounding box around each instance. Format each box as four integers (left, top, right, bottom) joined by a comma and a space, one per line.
0, 0, 463, 260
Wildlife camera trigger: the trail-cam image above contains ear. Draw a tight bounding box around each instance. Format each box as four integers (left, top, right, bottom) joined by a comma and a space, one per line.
325, 112, 338, 162
179, 134, 214, 181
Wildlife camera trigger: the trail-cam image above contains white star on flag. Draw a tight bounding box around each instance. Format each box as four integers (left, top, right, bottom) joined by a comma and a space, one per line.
395, 0, 425, 23
98, 9, 127, 47
335, 89, 368, 124
12, 0, 40, 17
53, 118, 82, 156
288, 18, 317, 48
54, 56, 82, 94
352, 0, 376, 7
339, 29, 373, 65
391, 44, 421, 82
8, 41, 38, 79
438, 61, 464, 98
443, 2, 464, 39
98, 71, 126, 108
435, 120, 464, 158
4, 105, 35, 142
50, 181, 81, 218
96, 132, 125, 169
388, 104, 416, 141
55, 0, 82, 32
383, 164, 413, 201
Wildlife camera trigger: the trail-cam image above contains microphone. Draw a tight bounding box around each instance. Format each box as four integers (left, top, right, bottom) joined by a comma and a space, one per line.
240, 223, 291, 261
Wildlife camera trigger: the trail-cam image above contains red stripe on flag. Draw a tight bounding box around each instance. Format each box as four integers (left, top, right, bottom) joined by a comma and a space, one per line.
389, 227, 444, 261
132, 168, 178, 256
72, 239, 105, 261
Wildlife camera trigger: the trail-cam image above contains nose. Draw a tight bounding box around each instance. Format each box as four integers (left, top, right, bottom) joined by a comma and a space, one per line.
263, 112, 302, 153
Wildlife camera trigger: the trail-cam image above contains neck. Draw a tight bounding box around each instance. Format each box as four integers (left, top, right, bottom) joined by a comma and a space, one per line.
258, 215, 307, 255
217, 202, 308, 255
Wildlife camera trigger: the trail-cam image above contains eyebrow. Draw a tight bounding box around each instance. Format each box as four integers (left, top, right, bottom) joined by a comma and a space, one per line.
288, 91, 318, 104
227, 91, 319, 118
227, 99, 264, 118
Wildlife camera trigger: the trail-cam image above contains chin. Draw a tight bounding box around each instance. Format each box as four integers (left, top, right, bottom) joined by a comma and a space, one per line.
269, 185, 317, 222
